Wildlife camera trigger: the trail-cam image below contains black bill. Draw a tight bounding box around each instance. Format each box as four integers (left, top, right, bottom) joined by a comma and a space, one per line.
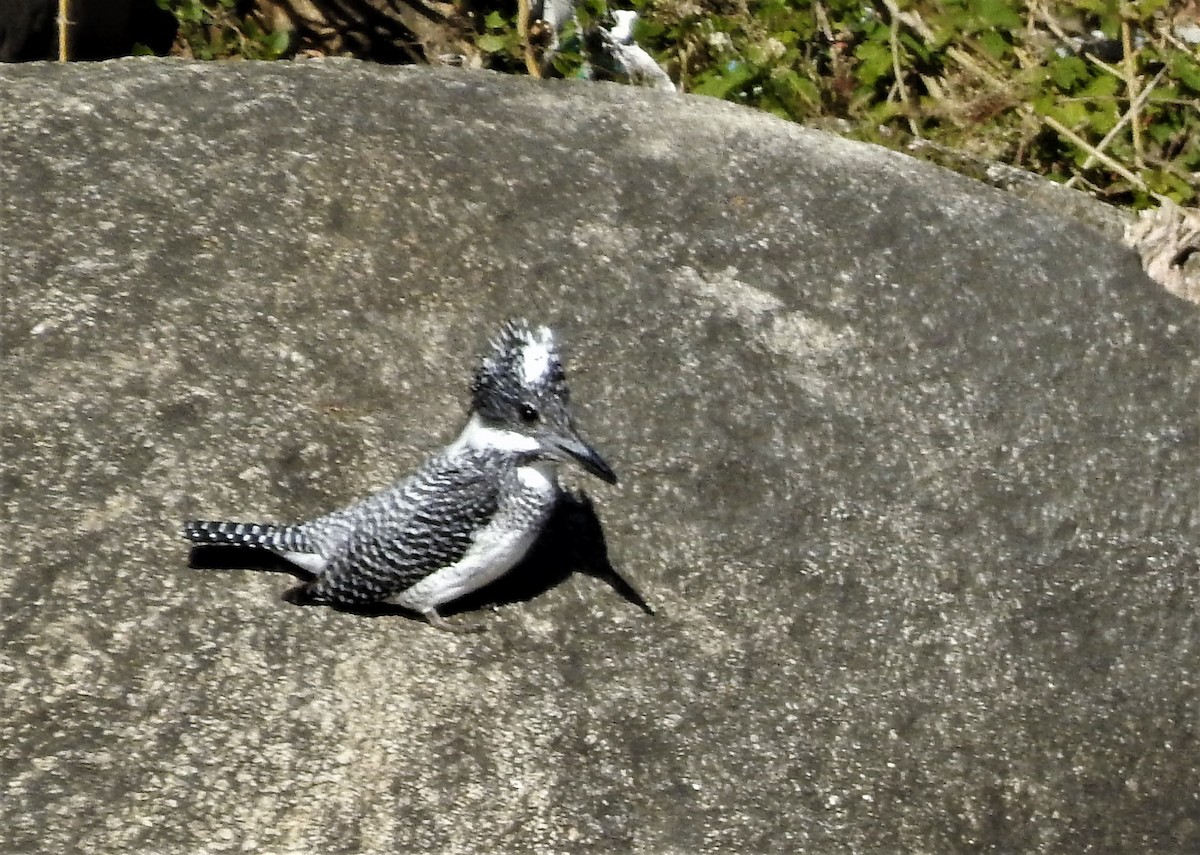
554, 434, 618, 485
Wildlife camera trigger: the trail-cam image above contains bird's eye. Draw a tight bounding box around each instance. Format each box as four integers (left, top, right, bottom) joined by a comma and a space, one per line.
519, 403, 540, 424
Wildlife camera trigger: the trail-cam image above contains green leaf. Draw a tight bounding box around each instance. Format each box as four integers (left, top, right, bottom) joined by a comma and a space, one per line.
977, 30, 1010, 60
1145, 121, 1175, 145
854, 41, 893, 87
1020, 64, 1049, 88
970, 0, 1024, 30
637, 19, 666, 40
1081, 73, 1119, 98
866, 99, 903, 124
1086, 102, 1118, 135
483, 11, 506, 30
1049, 56, 1088, 89
477, 34, 510, 54
1052, 100, 1089, 128
1144, 168, 1193, 204
1166, 53, 1200, 94
264, 29, 290, 57
769, 67, 819, 109
692, 63, 757, 100
1147, 84, 1181, 104
899, 32, 933, 63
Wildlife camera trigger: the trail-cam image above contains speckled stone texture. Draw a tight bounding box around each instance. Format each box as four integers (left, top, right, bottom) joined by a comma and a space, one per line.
1, 59, 1196, 853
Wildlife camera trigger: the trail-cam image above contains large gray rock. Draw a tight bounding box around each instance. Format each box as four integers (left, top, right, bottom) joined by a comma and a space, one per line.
1, 58, 1196, 852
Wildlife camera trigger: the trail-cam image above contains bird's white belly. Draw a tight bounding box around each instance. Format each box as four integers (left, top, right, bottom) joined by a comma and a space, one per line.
281, 551, 328, 575
391, 461, 558, 610
392, 524, 540, 609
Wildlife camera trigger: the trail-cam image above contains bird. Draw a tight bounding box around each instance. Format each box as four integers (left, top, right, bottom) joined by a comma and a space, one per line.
581, 10, 676, 93
182, 319, 618, 632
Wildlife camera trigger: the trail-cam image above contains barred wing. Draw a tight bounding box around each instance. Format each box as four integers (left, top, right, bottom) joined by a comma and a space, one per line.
303, 454, 504, 606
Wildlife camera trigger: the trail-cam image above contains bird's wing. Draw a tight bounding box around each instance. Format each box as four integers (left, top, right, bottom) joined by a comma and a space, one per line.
610, 41, 676, 91
304, 454, 504, 605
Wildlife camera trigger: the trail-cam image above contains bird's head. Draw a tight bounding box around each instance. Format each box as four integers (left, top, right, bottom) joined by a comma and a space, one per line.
466, 319, 617, 484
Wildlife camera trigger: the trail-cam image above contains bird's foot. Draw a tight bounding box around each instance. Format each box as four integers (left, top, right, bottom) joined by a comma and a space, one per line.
423, 608, 486, 634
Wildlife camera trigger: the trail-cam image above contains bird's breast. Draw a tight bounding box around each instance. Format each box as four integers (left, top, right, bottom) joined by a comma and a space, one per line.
516, 460, 559, 499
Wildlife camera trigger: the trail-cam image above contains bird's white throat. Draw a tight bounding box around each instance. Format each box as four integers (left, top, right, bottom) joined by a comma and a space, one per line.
448, 413, 541, 455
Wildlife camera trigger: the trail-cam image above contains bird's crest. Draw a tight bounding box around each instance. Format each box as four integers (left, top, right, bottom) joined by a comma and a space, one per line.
471, 319, 568, 418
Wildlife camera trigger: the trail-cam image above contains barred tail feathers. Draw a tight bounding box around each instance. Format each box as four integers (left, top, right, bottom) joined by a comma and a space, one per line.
182, 520, 315, 554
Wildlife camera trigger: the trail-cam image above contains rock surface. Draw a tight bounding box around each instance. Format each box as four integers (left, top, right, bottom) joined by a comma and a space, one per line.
1, 59, 1197, 853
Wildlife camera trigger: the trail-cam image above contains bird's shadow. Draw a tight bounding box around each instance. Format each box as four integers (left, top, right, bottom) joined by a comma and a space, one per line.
187, 491, 653, 624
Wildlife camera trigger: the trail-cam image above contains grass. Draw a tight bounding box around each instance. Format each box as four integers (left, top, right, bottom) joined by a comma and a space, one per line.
629, 0, 1198, 208
150, 1, 1200, 209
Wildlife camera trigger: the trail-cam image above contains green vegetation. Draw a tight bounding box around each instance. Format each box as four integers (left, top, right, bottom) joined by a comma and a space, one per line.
153, 0, 290, 60
630, 0, 1197, 207
155, 1, 1199, 208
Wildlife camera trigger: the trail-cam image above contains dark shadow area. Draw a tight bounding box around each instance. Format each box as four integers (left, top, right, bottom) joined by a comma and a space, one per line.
127, 1, 179, 56
190, 540, 416, 618
450, 490, 655, 618
0, 0, 177, 62
0, 0, 52, 60
188, 542, 310, 579
269, 0, 462, 65
0, 0, 53, 61
186, 490, 652, 626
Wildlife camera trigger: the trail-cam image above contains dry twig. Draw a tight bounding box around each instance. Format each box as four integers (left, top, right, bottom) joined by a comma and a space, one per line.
57, 0, 69, 62
884, 0, 1156, 195
1121, 20, 1143, 169
1070, 67, 1166, 179
888, 16, 919, 137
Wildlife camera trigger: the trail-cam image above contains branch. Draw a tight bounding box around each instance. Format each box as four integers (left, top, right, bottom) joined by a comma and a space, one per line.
58, 0, 69, 62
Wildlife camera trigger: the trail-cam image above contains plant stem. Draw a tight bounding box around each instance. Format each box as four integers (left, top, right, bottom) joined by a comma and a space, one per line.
58, 0, 69, 62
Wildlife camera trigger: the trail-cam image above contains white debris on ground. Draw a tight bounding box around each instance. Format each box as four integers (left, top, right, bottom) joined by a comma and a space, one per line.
1124, 201, 1200, 303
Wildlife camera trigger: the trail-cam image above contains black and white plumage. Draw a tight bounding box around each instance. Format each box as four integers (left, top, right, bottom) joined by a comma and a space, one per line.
182, 320, 617, 632
589, 11, 676, 92
527, 3, 675, 92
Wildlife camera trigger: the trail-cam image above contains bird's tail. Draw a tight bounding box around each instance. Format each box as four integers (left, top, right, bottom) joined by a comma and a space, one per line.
182, 520, 314, 554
